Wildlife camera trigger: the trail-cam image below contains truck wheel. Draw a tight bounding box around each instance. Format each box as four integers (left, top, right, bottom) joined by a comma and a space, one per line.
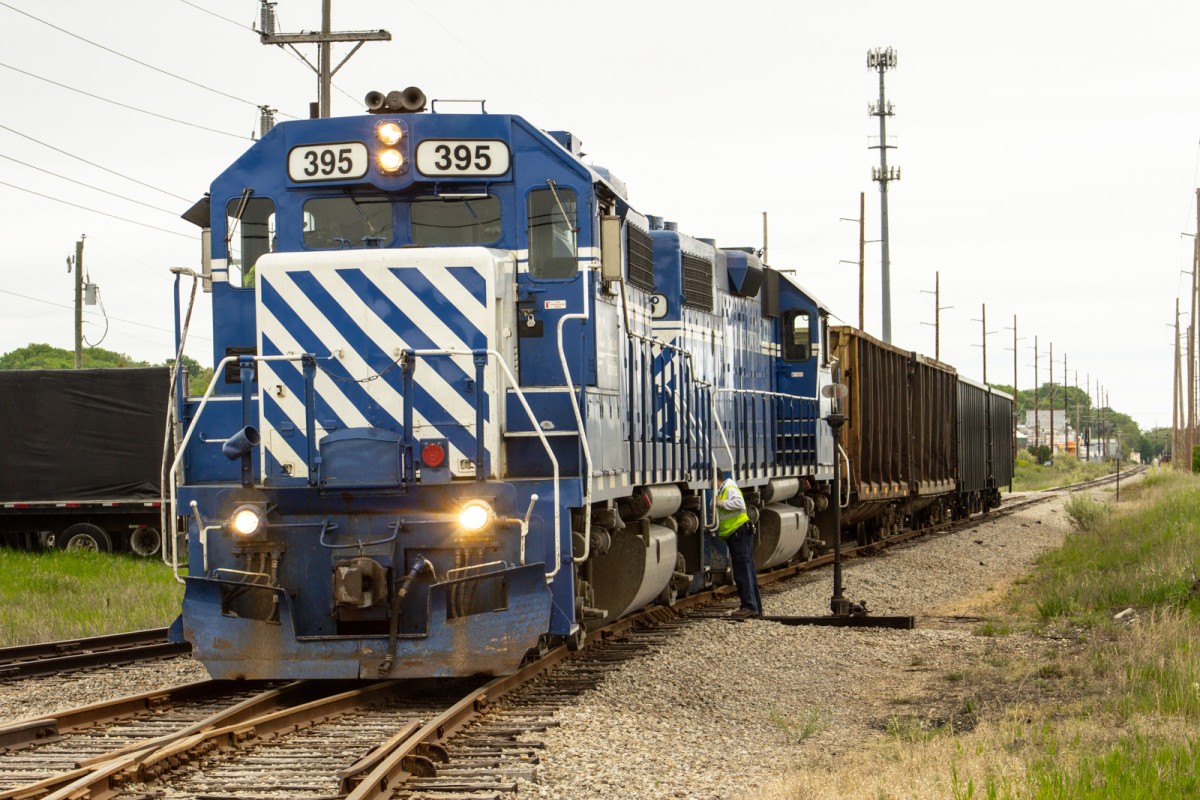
59, 523, 113, 553
129, 526, 162, 557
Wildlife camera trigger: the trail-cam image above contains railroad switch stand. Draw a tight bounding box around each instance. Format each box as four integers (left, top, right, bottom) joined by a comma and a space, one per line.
766, 411, 915, 631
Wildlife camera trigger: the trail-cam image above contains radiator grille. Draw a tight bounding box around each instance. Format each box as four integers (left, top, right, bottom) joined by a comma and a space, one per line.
681, 253, 714, 311
627, 225, 655, 292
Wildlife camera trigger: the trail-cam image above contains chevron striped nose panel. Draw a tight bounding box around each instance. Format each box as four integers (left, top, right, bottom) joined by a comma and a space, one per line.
253, 248, 504, 481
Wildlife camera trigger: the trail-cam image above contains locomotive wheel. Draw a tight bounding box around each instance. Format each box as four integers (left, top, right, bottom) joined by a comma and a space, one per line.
59, 523, 113, 553
565, 625, 586, 652
129, 526, 162, 557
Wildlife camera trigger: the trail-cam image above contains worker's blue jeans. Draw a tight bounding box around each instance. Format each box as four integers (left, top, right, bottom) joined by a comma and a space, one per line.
725, 523, 762, 614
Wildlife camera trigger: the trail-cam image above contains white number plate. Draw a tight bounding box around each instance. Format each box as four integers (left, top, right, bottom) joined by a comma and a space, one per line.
416, 140, 510, 177
288, 142, 369, 182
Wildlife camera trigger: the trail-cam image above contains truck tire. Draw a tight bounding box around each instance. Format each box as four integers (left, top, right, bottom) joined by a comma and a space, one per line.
59, 523, 113, 553
128, 526, 162, 557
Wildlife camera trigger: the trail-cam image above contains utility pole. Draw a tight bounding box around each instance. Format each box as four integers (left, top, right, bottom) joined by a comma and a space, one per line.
920, 272, 952, 361
1175, 299, 1183, 464
1185, 190, 1195, 470
868, 47, 900, 343
1074, 369, 1080, 458
838, 194, 868, 330
258, 0, 391, 118
1063, 354, 1069, 456
762, 211, 769, 265
1048, 342, 1055, 458
1033, 335, 1039, 453
1005, 315, 1020, 462
1086, 373, 1092, 463
68, 234, 85, 369
857, 193, 864, 329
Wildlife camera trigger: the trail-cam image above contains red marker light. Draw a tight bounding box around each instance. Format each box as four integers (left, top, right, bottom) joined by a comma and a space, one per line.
421, 442, 446, 468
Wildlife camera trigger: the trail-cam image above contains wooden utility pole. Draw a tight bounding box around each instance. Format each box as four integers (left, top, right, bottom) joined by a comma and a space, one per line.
980, 303, 988, 383
1048, 342, 1055, 457
1063, 354, 1069, 456
1190, 189, 1199, 467
1074, 370, 1080, 457
259, 0, 391, 118
1175, 298, 1183, 463
1033, 335, 1040, 452
762, 211, 769, 265
857, 192, 865, 329
70, 235, 85, 369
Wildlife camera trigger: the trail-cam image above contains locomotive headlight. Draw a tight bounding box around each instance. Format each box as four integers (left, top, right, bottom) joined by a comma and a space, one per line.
458, 499, 494, 532
230, 505, 264, 536
378, 148, 404, 173
376, 121, 403, 146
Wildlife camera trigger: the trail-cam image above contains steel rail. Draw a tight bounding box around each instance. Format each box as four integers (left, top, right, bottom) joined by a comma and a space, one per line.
0, 628, 189, 679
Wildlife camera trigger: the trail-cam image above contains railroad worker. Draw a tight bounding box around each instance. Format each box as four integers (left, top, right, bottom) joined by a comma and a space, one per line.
714, 468, 762, 618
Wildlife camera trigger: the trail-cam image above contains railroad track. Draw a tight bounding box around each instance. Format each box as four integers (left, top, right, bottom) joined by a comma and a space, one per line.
0, 629, 189, 680
0, 466, 1147, 799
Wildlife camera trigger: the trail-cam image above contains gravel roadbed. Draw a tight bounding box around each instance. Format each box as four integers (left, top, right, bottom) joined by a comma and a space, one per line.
517, 489, 1082, 799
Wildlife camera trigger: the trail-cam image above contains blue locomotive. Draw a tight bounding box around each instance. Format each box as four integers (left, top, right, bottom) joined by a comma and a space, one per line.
169, 87, 1009, 680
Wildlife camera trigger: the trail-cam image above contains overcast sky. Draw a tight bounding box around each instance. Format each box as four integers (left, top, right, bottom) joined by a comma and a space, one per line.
1, 1, 1192, 430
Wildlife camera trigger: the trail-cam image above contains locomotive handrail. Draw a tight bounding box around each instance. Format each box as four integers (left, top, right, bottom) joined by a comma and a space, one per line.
556, 268, 593, 565
166, 354, 301, 583
708, 386, 820, 529
406, 347, 562, 583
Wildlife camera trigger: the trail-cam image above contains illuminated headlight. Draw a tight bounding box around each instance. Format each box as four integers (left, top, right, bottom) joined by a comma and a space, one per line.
377, 121, 403, 145
377, 148, 404, 173
230, 505, 264, 536
458, 500, 494, 532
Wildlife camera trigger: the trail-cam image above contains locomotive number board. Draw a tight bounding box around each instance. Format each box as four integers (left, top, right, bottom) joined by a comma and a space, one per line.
416, 140, 511, 177
288, 142, 370, 182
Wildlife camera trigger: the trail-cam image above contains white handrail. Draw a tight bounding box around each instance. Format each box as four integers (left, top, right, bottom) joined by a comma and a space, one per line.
556, 269, 593, 564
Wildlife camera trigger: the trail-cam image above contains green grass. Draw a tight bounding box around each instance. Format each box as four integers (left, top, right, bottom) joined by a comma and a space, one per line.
1012, 452, 1112, 492
951, 467, 1200, 797
953, 734, 1200, 799
0, 549, 184, 646
1020, 469, 1200, 627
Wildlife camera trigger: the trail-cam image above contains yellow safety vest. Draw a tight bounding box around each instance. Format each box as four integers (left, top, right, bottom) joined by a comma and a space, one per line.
716, 482, 750, 539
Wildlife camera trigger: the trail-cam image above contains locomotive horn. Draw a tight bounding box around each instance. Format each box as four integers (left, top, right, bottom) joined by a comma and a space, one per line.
397, 85, 427, 112
364, 90, 387, 112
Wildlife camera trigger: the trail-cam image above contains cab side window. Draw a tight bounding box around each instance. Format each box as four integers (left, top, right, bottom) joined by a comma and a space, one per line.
527, 187, 577, 279
782, 309, 813, 361
226, 197, 275, 288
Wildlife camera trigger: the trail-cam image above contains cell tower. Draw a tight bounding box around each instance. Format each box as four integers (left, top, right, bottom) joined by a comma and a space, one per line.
868, 47, 900, 343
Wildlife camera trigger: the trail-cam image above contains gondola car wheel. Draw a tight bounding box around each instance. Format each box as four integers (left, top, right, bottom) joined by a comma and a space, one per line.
59, 523, 113, 553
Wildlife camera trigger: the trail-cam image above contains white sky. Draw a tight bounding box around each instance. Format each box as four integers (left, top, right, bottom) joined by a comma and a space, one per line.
1, 1, 1193, 430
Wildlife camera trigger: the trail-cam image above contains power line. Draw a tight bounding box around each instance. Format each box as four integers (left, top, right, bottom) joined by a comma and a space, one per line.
0, 1, 266, 111
0, 180, 195, 238
0, 122, 192, 202
0, 61, 251, 140
0, 153, 179, 215
0, 287, 211, 341
176, 0, 254, 31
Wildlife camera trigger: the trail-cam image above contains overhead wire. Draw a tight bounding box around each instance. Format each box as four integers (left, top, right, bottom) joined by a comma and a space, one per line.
0, 180, 194, 238
0, 287, 210, 342
0, 1, 275, 112
0, 123, 192, 202
0, 61, 251, 140
0, 122, 190, 203
0, 153, 180, 215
